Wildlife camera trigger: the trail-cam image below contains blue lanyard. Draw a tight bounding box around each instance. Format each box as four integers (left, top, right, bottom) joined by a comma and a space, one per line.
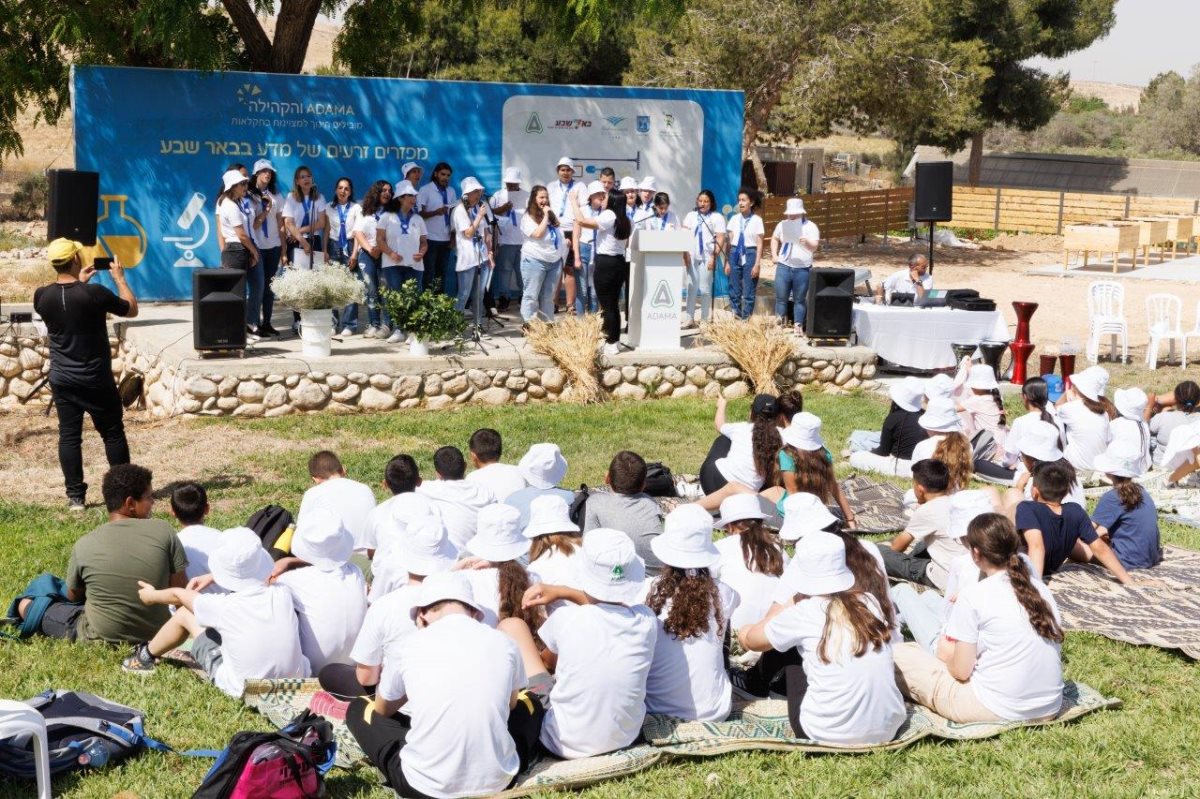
239, 197, 253, 231
260, 194, 270, 237
469, 205, 483, 242
438, 185, 450, 227
694, 213, 707, 251
558, 180, 574, 217
399, 211, 413, 236
625, 206, 634, 219
548, 222, 560, 249
659, 214, 668, 230
336, 204, 348, 251
733, 213, 751, 265
301, 196, 312, 229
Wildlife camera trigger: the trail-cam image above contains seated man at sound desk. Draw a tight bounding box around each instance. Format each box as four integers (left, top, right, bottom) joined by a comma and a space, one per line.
876, 253, 933, 304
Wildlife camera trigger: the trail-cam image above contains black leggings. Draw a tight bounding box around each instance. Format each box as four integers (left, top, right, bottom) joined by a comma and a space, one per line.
318, 662, 375, 699
594, 254, 629, 343
53, 379, 130, 501
782, 664, 810, 739
699, 435, 732, 494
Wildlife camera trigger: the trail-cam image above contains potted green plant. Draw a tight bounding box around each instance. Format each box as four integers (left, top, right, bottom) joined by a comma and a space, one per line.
379, 280, 466, 356
271, 264, 365, 357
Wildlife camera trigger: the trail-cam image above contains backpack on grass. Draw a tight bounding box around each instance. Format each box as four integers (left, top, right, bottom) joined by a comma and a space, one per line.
246, 505, 296, 560
191, 711, 336, 799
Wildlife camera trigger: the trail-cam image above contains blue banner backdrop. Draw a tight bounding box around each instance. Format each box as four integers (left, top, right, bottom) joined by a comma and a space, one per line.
72, 66, 745, 301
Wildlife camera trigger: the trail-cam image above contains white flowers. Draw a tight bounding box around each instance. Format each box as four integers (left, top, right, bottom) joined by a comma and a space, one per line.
271, 264, 365, 310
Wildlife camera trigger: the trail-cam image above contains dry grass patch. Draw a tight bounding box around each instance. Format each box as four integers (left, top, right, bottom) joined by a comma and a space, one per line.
524, 313, 604, 403
701, 311, 795, 395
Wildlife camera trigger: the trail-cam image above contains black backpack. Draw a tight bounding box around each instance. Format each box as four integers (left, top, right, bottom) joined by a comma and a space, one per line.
191, 711, 335, 799
246, 504, 295, 560
643, 462, 676, 497
569, 485, 590, 527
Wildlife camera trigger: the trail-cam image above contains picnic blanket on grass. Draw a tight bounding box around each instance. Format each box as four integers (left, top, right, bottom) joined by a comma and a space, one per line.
839, 475, 909, 534
238, 678, 1116, 794
1048, 545, 1200, 659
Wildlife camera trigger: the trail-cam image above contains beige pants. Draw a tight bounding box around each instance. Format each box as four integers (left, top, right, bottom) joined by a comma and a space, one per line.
892, 642, 1002, 723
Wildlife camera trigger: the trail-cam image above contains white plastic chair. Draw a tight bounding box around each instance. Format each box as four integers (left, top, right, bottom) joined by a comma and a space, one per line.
1145, 293, 1186, 369
1086, 281, 1128, 364
1183, 300, 1200, 361
0, 699, 52, 798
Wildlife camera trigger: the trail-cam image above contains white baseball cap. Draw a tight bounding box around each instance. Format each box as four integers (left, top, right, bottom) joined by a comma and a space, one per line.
466, 504, 530, 562
408, 572, 484, 622
573, 528, 646, 604
503, 167, 522, 185
460, 176, 484, 196
252, 159, 275, 175
619, 176, 639, 191
715, 493, 767, 529
966, 363, 999, 392
209, 528, 273, 592
222, 169, 248, 192
394, 180, 418, 198
784, 198, 806, 217
919, 397, 962, 433
291, 508, 354, 571
947, 490, 996, 539
401, 161, 421, 177
781, 411, 824, 452
523, 494, 580, 539
778, 492, 840, 542
519, 443, 568, 489
781, 531, 854, 596
586, 180, 606, 197
638, 176, 657, 191
396, 516, 458, 576
924, 373, 955, 402
1072, 366, 1108, 401
890, 376, 926, 413
650, 505, 719, 570
1093, 437, 1145, 478
1017, 419, 1064, 462
1114, 387, 1148, 421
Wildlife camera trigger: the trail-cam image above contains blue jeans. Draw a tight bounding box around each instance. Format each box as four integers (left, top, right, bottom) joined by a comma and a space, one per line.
424, 240, 455, 296
456, 264, 492, 313
890, 583, 950, 654
520, 256, 562, 321
574, 242, 598, 314
342, 251, 380, 330
774, 265, 810, 327
728, 247, 758, 319
258, 246, 281, 328
244, 258, 265, 329
379, 265, 419, 328
494, 244, 523, 300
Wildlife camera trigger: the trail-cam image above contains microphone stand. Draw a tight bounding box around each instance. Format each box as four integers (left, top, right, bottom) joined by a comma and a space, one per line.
465, 197, 500, 353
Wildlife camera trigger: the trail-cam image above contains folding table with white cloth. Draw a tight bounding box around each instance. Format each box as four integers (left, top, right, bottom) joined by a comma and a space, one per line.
852, 304, 1009, 371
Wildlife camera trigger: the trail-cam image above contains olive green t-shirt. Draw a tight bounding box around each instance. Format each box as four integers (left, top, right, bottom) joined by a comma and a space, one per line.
65, 518, 188, 643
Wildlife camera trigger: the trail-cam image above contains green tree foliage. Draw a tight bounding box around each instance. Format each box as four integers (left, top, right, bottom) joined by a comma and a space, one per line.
1134, 67, 1200, 157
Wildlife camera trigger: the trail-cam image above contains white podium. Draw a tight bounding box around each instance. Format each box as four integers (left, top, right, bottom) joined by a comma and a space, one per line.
626, 229, 690, 351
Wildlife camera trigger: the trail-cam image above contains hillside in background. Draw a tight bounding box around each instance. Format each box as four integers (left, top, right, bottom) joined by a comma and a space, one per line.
1068, 79, 1143, 111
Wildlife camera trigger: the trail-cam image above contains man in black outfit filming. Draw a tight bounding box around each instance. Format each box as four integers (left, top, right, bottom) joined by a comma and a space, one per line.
33, 239, 139, 510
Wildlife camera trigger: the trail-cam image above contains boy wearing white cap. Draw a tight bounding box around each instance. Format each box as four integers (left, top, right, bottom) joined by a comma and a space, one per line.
570, 180, 607, 314
522, 528, 657, 758
416, 446, 498, 550
847, 376, 927, 478
879, 459, 964, 589
1055, 365, 1114, 476
490, 168, 528, 310
770, 198, 819, 336
451, 176, 495, 314
417, 161, 457, 295
505, 443, 575, 527
126, 528, 310, 696
345, 572, 544, 798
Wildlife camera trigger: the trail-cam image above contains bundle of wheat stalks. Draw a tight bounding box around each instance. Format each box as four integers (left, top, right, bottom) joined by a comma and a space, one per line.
700, 311, 795, 395
524, 314, 605, 404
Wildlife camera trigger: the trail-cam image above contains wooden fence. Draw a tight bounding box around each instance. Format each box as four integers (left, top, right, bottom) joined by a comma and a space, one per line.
762, 187, 913, 241
948, 186, 1200, 235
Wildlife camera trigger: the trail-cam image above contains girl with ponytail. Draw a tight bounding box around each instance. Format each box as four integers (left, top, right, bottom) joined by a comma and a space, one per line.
698, 394, 784, 511
893, 512, 1065, 724
714, 494, 788, 631
1055, 365, 1115, 476
1148, 380, 1200, 466
1091, 439, 1163, 570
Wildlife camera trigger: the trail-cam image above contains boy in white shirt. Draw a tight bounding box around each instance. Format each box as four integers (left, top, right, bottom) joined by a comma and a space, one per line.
465, 428, 527, 501
170, 482, 223, 586
416, 161, 458, 295
878, 459, 965, 590
361, 453, 422, 559
125, 528, 310, 697
490, 167, 528, 311
416, 446, 497, 550
296, 450, 378, 557
344, 573, 544, 798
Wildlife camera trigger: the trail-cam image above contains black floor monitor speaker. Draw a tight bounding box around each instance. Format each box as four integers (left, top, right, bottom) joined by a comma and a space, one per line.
47, 169, 100, 245
914, 161, 954, 222
806, 268, 855, 338
193, 269, 247, 352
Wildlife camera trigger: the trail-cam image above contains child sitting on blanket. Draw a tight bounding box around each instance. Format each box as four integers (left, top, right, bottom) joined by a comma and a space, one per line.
1146, 379, 1199, 467
762, 412, 856, 529
643, 506, 739, 722
714, 494, 788, 632
697, 394, 784, 511
1003, 419, 1085, 512
1055, 366, 1115, 478
520, 529, 658, 759
893, 513, 1065, 724
124, 528, 311, 697
847, 376, 926, 478
738, 531, 907, 745
1111, 388, 1152, 475
524, 495, 584, 601
460, 504, 544, 632
1089, 439, 1163, 571
1015, 461, 1133, 584
879, 459, 966, 590
344, 572, 544, 799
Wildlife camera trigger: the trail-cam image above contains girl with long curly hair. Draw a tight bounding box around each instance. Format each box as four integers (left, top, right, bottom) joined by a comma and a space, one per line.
893, 512, 1065, 724
714, 493, 787, 631
461, 504, 542, 635
697, 394, 784, 511
763, 411, 856, 528
644, 505, 739, 722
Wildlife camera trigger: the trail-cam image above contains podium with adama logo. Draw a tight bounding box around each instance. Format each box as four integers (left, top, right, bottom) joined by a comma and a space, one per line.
626, 229, 691, 351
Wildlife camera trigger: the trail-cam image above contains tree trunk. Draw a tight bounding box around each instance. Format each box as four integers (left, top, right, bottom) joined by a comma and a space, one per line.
967, 131, 984, 186
221, 0, 273, 72
743, 120, 768, 194
272, 0, 324, 73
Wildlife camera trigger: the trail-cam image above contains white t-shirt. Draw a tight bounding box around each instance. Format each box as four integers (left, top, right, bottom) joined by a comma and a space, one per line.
1058, 400, 1112, 473
636, 209, 682, 233
520, 212, 567, 263
491, 189, 528, 247
380, 210, 427, 270
525, 548, 584, 599
645, 583, 739, 722
726, 213, 765, 251
547, 179, 588, 227
415, 480, 497, 551
281, 194, 328, 237
417, 182, 457, 242
882, 268, 934, 296
576, 203, 602, 245
909, 434, 945, 466
452, 203, 490, 271
297, 477, 378, 554
350, 582, 420, 667
274, 564, 367, 672
1110, 417, 1152, 475
325, 202, 361, 253
771, 219, 820, 268
714, 534, 788, 630
539, 602, 658, 758
764, 594, 906, 745
376, 614, 525, 798
193, 586, 311, 698
466, 463, 527, 502
351, 210, 380, 254
715, 422, 765, 490
217, 197, 248, 245
594, 210, 628, 257
251, 191, 285, 249
944, 572, 1064, 721
683, 211, 726, 259
904, 495, 964, 591
176, 525, 224, 586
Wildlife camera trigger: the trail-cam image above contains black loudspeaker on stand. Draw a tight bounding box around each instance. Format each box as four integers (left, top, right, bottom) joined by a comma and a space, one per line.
194, 270, 247, 353
47, 169, 100, 245
806, 268, 855, 338
914, 161, 954, 275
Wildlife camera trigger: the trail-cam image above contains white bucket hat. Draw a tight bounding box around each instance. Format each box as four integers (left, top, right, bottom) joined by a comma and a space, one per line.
715, 493, 767, 528
395, 180, 418, 197
890, 376, 926, 413
556, 157, 575, 169
291, 508, 354, 571
1072, 366, 1108, 401
919, 397, 962, 433
586, 180, 606, 197
252, 159, 275, 176
781, 411, 824, 451
651, 505, 719, 570
1161, 421, 1200, 473
1114, 387, 1148, 421
459, 176, 484, 196
1093, 438, 1146, 478
784, 198, 806, 217
222, 169, 248, 192
519, 443, 568, 489
503, 167, 522, 185
783, 531, 854, 597
210, 528, 273, 592
523, 494, 580, 538
618, 176, 639, 191
466, 504, 529, 562
573, 528, 646, 604
401, 161, 421, 177
947, 490, 996, 539
397, 516, 458, 576
1017, 419, 1064, 462
924, 373, 955, 402
638, 176, 657, 191
408, 572, 484, 622
778, 492, 840, 542
966, 363, 999, 392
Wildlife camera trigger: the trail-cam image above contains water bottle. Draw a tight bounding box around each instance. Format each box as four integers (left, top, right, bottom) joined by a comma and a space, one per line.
78, 741, 110, 768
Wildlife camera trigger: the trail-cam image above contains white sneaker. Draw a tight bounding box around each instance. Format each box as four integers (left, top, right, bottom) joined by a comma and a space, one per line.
377, 324, 392, 339
387, 329, 406, 344
681, 319, 698, 330
363, 326, 378, 339
339, 326, 354, 337
603, 342, 620, 356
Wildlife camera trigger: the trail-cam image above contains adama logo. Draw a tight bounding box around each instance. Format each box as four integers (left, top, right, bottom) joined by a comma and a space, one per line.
526, 112, 543, 134
651, 280, 674, 308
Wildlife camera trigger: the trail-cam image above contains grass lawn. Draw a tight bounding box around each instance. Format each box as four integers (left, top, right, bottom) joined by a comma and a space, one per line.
1, 394, 1198, 798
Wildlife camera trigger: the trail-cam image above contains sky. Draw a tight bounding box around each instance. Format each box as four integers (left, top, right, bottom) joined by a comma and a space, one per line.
1027, 0, 1200, 86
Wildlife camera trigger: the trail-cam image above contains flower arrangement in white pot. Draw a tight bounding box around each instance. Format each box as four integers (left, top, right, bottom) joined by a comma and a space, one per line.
271, 264, 365, 357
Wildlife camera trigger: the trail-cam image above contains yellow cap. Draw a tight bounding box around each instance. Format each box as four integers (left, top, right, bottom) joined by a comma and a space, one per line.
48, 238, 84, 265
